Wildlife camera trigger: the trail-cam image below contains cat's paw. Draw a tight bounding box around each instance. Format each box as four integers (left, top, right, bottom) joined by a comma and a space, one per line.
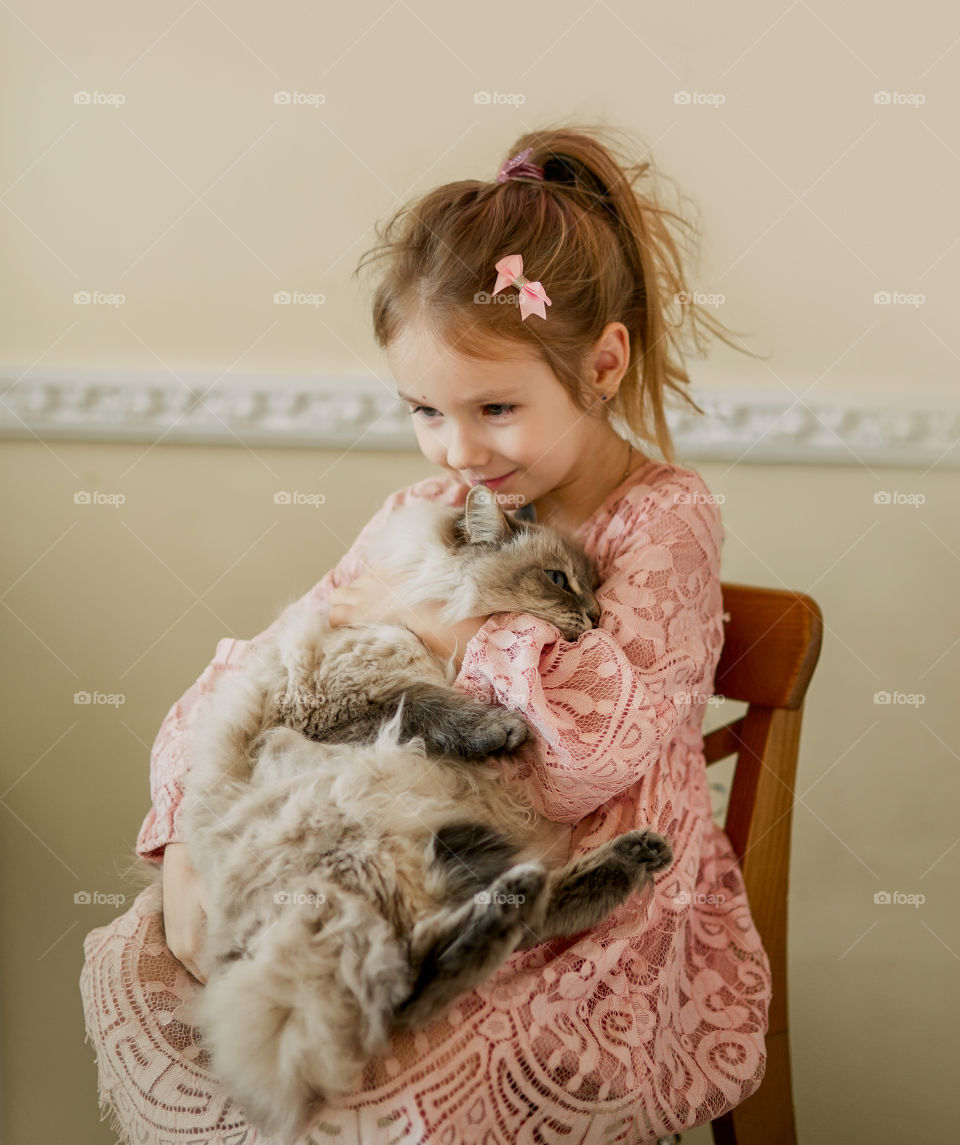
460, 708, 530, 757
483, 862, 547, 925
610, 829, 673, 873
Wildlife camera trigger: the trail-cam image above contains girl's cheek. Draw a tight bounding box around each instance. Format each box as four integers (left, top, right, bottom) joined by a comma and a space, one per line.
417, 435, 445, 466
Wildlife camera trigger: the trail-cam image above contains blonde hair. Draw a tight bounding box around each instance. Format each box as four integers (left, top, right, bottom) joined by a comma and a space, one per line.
354, 122, 760, 463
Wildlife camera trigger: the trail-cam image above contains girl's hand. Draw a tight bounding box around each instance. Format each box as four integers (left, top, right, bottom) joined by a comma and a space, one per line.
328, 565, 489, 673
161, 842, 209, 984
327, 564, 418, 630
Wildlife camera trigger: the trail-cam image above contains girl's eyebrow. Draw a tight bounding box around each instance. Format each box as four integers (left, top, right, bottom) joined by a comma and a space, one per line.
396, 390, 519, 405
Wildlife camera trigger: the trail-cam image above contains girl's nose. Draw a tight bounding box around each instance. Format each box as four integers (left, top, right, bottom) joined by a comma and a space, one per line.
445, 429, 490, 473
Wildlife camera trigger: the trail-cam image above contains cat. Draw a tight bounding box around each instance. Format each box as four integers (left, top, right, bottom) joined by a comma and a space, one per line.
174, 483, 674, 1144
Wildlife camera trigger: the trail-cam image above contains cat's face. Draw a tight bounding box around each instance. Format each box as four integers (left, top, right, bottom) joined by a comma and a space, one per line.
452, 485, 601, 640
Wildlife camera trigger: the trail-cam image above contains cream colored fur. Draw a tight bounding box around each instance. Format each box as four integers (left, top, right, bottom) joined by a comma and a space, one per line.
168, 486, 673, 1142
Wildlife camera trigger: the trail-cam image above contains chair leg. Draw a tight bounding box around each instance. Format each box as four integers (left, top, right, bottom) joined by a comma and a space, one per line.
710, 1029, 797, 1145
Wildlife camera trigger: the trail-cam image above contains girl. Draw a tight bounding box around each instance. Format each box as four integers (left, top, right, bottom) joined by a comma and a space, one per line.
81, 125, 772, 1144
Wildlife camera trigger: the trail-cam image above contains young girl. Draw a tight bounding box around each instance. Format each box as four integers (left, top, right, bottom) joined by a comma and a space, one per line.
80, 125, 772, 1144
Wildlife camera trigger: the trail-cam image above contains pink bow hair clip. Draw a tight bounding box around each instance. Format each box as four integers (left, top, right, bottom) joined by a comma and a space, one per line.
492, 253, 552, 321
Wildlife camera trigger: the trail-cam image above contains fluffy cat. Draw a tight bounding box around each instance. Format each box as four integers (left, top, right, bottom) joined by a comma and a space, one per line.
174, 484, 673, 1143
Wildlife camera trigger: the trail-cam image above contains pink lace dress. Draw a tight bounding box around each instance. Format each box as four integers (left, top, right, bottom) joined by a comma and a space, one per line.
80, 459, 772, 1144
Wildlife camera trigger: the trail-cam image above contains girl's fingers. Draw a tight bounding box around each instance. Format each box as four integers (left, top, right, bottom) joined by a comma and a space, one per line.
328, 604, 348, 627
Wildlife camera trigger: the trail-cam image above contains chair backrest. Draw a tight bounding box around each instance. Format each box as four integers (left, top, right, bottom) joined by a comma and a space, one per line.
705, 583, 823, 1145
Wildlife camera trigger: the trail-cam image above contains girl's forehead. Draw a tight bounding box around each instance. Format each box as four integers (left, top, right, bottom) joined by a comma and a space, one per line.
389, 329, 552, 393
390, 318, 536, 365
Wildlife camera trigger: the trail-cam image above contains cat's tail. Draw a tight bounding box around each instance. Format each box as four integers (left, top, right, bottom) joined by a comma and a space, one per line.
184, 881, 411, 1144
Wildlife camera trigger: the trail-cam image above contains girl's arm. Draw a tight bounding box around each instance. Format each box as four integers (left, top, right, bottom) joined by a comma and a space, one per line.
136, 484, 419, 863
452, 476, 726, 823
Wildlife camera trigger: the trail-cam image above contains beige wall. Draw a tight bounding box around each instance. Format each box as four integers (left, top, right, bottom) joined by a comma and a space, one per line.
2, 1, 958, 1142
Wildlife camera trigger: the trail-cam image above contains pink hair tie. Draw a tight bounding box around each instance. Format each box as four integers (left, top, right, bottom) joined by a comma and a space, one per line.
492, 254, 552, 322
496, 147, 545, 183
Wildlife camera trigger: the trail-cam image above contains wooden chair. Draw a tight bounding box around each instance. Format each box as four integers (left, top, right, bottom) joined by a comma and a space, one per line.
702, 583, 824, 1145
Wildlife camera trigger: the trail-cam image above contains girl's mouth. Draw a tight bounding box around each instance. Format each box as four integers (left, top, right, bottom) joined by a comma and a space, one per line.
468, 470, 516, 489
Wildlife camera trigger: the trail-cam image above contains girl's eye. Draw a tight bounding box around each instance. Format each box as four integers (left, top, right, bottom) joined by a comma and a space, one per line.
545, 569, 570, 591
407, 404, 517, 419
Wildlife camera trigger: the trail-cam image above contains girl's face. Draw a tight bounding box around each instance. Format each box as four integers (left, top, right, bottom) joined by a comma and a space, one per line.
387, 324, 602, 506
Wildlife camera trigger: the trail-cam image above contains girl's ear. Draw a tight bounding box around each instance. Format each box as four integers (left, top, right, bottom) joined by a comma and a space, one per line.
461, 485, 511, 544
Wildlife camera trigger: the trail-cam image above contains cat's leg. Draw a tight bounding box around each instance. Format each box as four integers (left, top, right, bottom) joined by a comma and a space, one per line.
395, 684, 530, 759
513, 829, 674, 950
322, 683, 530, 761
393, 862, 548, 1031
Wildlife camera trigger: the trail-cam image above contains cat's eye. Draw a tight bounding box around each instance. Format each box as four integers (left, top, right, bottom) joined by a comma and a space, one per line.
545, 569, 570, 591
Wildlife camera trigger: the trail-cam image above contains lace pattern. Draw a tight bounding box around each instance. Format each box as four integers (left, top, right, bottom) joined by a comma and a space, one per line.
79, 463, 771, 1144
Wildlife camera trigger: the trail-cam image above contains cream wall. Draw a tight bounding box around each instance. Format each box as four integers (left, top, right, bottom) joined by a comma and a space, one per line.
2, 1, 958, 1143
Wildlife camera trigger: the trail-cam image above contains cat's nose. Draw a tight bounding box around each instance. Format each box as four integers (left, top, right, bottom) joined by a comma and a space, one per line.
586, 601, 602, 625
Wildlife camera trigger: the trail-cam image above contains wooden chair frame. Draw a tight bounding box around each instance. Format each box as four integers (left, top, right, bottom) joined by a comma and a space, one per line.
703, 582, 824, 1145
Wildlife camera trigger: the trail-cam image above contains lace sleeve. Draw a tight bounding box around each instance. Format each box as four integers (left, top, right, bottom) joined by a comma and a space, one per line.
134, 485, 414, 863
453, 478, 725, 823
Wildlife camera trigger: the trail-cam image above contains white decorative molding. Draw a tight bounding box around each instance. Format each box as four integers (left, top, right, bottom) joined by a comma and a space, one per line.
1, 368, 958, 467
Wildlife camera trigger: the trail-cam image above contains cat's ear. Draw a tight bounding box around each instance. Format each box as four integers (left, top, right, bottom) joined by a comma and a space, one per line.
462, 484, 512, 544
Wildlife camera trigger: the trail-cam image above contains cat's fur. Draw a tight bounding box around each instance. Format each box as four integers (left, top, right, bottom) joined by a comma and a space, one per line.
174, 485, 673, 1143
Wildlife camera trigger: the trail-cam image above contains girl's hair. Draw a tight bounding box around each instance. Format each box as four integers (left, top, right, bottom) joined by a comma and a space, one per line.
354, 122, 760, 464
